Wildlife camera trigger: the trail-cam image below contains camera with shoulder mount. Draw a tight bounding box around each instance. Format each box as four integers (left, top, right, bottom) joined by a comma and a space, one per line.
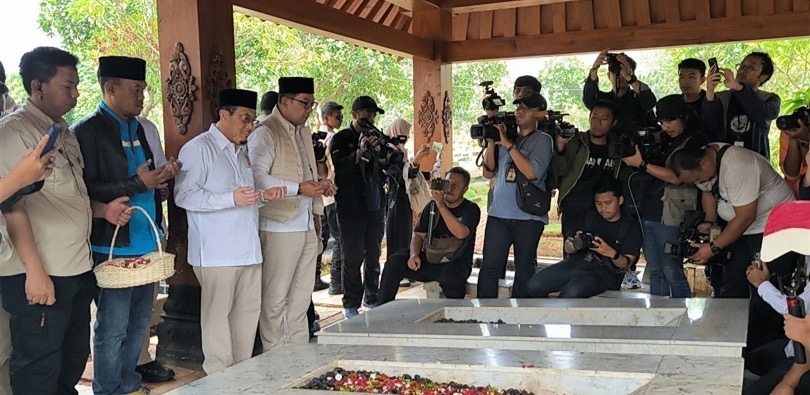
607, 126, 669, 161
470, 81, 519, 143
312, 130, 328, 161
776, 106, 810, 131
539, 110, 579, 139
430, 178, 451, 192
572, 232, 597, 252
480, 80, 506, 111
357, 118, 405, 166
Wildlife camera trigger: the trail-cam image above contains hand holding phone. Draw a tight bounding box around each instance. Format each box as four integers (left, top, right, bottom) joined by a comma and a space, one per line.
708, 57, 719, 75
41, 124, 60, 157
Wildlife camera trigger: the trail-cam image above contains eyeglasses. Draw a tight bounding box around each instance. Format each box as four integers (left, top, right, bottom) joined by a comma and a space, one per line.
290, 98, 318, 110
735, 63, 761, 72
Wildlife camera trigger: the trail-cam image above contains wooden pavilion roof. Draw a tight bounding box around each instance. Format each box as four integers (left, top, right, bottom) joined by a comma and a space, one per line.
235, 0, 808, 61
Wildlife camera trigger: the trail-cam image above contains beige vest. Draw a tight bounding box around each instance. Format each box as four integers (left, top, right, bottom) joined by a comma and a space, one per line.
258, 109, 324, 223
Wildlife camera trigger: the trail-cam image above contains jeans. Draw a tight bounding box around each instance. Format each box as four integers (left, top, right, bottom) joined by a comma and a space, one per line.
92, 253, 155, 395
478, 216, 544, 298
642, 220, 691, 298
379, 249, 472, 304
325, 204, 343, 285
0, 271, 96, 395
338, 209, 385, 309
526, 257, 615, 298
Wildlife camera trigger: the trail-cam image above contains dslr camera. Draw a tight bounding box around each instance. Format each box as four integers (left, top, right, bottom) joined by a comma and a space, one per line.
430, 178, 451, 192
357, 118, 406, 166
312, 130, 328, 161
776, 106, 810, 131
663, 210, 705, 259
539, 110, 579, 139
608, 126, 669, 161
606, 53, 625, 74
572, 232, 597, 252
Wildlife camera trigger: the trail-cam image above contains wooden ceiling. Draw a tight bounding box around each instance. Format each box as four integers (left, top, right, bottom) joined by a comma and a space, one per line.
234, 0, 810, 62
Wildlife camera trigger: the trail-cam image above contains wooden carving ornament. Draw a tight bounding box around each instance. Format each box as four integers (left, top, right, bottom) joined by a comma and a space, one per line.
418, 90, 438, 140
441, 90, 452, 143
165, 43, 197, 135
207, 50, 232, 119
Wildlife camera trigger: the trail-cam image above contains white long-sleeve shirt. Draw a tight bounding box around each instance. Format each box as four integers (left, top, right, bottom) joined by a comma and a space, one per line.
174, 124, 261, 267
247, 109, 314, 233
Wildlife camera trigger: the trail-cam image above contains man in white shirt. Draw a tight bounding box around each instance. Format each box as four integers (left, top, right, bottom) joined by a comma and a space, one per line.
175, 89, 283, 373
248, 77, 335, 351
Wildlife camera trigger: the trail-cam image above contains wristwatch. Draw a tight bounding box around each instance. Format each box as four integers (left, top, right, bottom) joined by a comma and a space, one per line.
638, 160, 648, 172
709, 242, 722, 256
627, 74, 638, 84
506, 144, 516, 152
611, 251, 620, 260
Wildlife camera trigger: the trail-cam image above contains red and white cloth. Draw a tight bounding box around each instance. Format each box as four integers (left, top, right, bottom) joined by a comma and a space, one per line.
760, 201, 810, 262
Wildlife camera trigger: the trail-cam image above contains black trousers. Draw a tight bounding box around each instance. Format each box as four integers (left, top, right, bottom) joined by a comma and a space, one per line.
743, 339, 810, 394
1, 271, 96, 395
385, 194, 413, 259
717, 233, 799, 351
478, 216, 544, 298
379, 249, 472, 304
338, 208, 385, 309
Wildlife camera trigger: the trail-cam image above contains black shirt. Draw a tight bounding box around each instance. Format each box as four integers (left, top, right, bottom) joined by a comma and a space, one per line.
330, 124, 386, 214
724, 94, 755, 150
683, 91, 706, 117
415, 199, 481, 265
562, 141, 616, 213
571, 212, 642, 273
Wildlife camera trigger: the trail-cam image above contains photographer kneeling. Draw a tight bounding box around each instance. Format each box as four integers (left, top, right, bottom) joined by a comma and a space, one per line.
378, 167, 481, 304
527, 178, 641, 298
477, 93, 554, 298
621, 95, 708, 298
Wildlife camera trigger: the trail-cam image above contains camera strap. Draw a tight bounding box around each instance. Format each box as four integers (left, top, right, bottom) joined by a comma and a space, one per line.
711, 144, 733, 203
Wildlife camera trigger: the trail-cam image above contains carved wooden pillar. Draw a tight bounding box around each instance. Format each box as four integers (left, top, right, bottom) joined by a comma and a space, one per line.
157, 0, 236, 370
412, 8, 453, 175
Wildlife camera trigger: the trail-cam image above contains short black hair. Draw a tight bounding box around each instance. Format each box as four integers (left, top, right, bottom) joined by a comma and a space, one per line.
514, 75, 542, 93
747, 52, 775, 84
260, 91, 278, 113
216, 105, 238, 122
98, 76, 120, 92
591, 99, 619, 119
669, 144, 707, 177
447, 166, 471, 188
0, 61, 6, 83
678, 58, 706, 75
19, 47, 79, 95
593, 177, 623, 198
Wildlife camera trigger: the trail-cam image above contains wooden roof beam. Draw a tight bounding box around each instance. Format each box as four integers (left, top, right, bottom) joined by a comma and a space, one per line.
441, 0, 575, 14
233, 0, 434, 59
443, 11, 810, 61
385, 0, 440, 11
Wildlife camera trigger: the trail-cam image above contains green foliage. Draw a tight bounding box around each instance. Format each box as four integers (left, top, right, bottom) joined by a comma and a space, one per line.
452, 61, 509, 153
537, 58, 591, 129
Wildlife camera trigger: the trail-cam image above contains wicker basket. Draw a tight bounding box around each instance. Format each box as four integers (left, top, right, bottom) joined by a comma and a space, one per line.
94, 206, 175, 289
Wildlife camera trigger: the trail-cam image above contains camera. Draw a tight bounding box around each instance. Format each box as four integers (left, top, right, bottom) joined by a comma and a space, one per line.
430, 178, 451, 192
470, 112, 518, 142
606, 53, 624, 74
357, 118, 405, 166
480, 81, 506, 111
663, 210, 705, 259
572, 232, 597, 251
312, 130, 328, 161
539, 110, 579, 139
776, 106, 810, 131
607, 126, 669, 160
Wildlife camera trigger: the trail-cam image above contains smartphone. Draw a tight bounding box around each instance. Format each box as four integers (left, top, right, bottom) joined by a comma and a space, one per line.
708, 57, 719, 74
41, 124, 60, 157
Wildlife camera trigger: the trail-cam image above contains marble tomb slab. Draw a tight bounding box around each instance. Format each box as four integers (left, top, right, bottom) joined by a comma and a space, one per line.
164, 344, 743, 395
318, 298, 748, 357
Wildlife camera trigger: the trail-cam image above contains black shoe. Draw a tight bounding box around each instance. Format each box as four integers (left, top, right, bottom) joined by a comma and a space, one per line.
314, 278, 330, 292
328, 284, 344, 295
309, 321, 321, 338
136, 361, 175, 383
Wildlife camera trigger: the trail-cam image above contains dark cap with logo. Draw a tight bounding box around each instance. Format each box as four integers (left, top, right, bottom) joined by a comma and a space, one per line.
655, 94, 690, 121
219, 89, 257, 110
98, 56, 146, 81
351, 96, 385, 114
512, 92, 548, 111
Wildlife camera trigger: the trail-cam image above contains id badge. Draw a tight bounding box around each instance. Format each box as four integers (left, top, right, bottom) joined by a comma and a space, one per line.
734, 140, 744, 147
506, 163, 516, 183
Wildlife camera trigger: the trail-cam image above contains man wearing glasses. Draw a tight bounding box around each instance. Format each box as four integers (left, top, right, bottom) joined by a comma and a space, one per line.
248, 77, 336, 351
317, 101, 345, 295
703, 52, 781, 160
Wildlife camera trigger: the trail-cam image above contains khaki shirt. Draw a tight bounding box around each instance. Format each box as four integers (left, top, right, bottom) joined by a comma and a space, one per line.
0, 101, 92, 277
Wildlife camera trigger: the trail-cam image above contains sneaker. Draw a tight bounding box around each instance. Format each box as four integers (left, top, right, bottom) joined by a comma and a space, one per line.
314, 278, 330, 292
328, 284, 344, 295
309, 321, 321, 338
399, 279, 412, 287
361, 301, 379, 310
623, 271, 642, 290
344, 308, 359, 318
128, 388, 151, 395
136, 361, 175, 383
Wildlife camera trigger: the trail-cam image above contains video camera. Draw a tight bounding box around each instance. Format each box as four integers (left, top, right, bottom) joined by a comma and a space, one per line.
480, 80, 506, 112
607, 126, 669, 161
663, 210, 706, 259
539, 110, 579, 139
470, 112, 518, 142
357, 118, 405, 166
312, 130, 328, 161
776, 106, 810, 131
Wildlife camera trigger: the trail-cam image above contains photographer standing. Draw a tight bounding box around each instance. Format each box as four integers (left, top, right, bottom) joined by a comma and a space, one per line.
477, 93, 553, 298
330, 96, 387, 318
527, 178, 641, 298
622, 95, 708, 298
583, 49, 657, 135
779, 113, 809, 198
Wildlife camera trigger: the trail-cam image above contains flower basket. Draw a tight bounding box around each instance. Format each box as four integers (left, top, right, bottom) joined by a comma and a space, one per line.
94, 206, 175, 289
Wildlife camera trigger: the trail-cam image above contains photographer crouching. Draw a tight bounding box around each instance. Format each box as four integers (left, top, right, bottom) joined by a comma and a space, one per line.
476, 92, 554, 298
527, 178, 641, 298
378, 168, 481, 304
621, 95, 709, 298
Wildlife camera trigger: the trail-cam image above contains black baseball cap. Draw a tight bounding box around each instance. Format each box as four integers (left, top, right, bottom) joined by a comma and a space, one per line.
351, 96, 385, 114
655, 94, 689, 121
512, 92, 548, 110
